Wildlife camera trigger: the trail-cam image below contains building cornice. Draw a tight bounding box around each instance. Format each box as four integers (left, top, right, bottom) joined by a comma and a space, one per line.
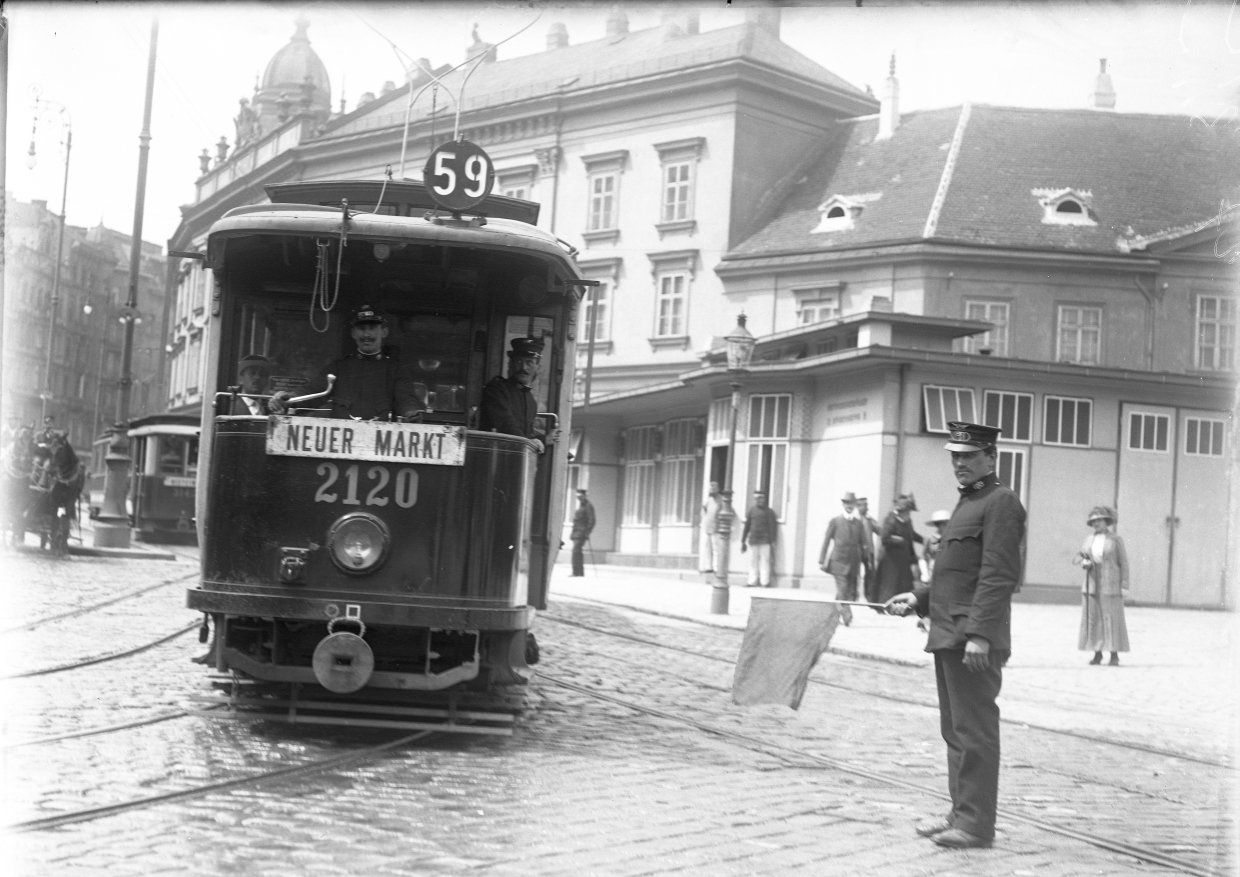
716, 238, 1164, 278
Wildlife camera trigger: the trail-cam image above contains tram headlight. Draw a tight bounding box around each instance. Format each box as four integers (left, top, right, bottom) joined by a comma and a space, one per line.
327, 513, 390, 575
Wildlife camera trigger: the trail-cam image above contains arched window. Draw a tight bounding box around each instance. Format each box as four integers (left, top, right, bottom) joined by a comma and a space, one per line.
826, 205, 846, 219
1056, 200, 1083, 214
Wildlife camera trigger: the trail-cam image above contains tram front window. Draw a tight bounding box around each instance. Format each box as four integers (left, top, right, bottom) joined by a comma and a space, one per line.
159, 436, 198, 477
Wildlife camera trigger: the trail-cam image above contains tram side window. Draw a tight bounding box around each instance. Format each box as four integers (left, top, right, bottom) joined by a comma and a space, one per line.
159, 436, 198, 477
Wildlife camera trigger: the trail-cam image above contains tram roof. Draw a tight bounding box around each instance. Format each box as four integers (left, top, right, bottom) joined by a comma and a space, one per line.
207, 205, 584, 279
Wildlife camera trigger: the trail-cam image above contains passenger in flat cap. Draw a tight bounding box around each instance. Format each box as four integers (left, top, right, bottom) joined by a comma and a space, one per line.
228, 354, 275, 415
270, 305, 425, 421
1073, 505, 1129, 666
480, 337, 549, 452
884, 420, 1025, 850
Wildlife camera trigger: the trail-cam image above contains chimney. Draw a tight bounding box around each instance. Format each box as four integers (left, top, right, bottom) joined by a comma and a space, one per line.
877, 54, 899, 140
380, 80, 395, 96
1091, 58, 1116, 110
605, 7, 628, 39
660, 10, 700, 37
743, 7, 782, 37
547, 22, 568, 50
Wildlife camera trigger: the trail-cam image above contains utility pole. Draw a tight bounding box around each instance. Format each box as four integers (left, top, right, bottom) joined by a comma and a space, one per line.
95, 17, 158, 548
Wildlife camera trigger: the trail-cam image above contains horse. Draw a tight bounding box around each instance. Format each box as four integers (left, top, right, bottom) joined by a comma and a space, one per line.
1, 426, 36, 547
29, 432, 85, 555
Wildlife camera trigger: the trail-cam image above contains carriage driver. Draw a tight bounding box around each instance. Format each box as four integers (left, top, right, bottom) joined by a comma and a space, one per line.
269, 306, 425, 421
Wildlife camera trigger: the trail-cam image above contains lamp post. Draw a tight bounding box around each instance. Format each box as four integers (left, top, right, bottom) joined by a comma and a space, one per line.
26, 89, 72, 425
96, 16, 158, 549
712, 313, 756, 614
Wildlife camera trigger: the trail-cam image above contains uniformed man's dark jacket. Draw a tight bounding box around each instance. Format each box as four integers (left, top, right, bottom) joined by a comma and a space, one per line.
913, 473, 1025, 654
312, 354, 421, 421
479, 376, 537, 438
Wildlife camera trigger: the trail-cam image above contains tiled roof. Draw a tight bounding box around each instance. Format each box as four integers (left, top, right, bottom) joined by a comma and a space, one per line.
326, 22, 870, 139
729, 104, 1240, 259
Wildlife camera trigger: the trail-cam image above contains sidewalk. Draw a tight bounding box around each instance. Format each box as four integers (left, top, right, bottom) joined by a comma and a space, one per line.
548, 561, 1239, 761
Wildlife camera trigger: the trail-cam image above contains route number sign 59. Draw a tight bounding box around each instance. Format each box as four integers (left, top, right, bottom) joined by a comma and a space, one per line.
423, 140, 495, 212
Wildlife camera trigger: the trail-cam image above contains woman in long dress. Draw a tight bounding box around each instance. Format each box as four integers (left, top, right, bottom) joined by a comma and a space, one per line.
872, 493, 922, 604
1073, 505, 1130, 666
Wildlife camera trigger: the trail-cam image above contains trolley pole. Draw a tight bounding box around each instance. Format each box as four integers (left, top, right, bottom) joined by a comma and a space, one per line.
96, 17, 157, 548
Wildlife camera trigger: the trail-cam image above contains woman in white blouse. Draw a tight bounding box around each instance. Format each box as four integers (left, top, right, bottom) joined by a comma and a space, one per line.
1073, 505, 1130, 666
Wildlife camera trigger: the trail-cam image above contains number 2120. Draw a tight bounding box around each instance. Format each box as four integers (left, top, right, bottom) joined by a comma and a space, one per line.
314, 462, 418, 508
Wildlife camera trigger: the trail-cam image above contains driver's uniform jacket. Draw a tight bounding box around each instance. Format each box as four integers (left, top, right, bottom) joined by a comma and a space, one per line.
912, 473, 1025, 658
311, 353, 421, 421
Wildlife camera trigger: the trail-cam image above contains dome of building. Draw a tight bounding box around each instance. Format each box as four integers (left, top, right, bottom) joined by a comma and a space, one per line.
253, 16, 331, 131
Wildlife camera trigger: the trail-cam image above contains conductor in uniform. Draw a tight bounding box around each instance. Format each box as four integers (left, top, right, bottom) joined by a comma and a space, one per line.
270, 306, 424, 421
480, 337, 547, 452
884, 422, 1025, 849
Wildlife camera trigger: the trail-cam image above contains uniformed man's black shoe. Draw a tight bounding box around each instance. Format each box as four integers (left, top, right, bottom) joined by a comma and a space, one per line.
933, 828, 992, 849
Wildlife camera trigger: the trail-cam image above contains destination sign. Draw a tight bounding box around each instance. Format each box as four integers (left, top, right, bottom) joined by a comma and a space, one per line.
266, 416, 466, 466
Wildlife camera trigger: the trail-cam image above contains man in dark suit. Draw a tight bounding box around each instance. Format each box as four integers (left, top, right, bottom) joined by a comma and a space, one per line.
818, 491, 871, 626
885, 422, 1025, 850
569, 488, 596, 577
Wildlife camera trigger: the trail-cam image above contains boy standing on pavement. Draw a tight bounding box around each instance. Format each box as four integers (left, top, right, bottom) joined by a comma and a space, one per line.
740, 491, 778, 587
884, 422, 1025, 850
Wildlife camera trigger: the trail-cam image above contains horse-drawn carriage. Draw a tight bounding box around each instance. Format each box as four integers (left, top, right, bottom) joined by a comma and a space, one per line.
2, 425, 86, 554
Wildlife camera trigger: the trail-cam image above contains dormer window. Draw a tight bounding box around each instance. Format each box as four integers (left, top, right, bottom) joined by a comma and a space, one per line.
813, 194, 880, 233
1034, 187, 1097, 226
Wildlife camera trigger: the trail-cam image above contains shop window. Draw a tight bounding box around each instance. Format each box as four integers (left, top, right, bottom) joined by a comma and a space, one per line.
982, 390, 1032, 442
660, 418, 703, 524
745, 394, 790, 517
923, 385, 976, 434
1043, 396, 1092, 447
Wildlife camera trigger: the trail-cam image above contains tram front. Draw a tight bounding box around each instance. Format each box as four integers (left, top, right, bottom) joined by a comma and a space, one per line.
187, 168, 584, 703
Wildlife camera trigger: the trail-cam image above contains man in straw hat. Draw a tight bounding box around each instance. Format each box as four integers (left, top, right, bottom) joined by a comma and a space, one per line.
818, 491, 871, 626
885, 421, 1025, 849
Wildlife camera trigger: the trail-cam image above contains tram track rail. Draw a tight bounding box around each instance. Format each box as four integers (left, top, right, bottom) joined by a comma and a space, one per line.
7, 730, 434, 833
0, 572, 197, 634
544, 601, 1232, 771
541, 672, 1221, 877
0, 621, 200, 680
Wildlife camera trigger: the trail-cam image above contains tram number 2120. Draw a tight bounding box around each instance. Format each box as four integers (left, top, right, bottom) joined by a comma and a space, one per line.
314, 462, 418, 508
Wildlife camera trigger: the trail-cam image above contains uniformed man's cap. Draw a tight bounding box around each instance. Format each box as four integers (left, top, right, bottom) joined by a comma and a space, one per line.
508, 337, 544, 359
944, 421, 1001, 452
237, 354, 273, 376
351, 305, 388, 326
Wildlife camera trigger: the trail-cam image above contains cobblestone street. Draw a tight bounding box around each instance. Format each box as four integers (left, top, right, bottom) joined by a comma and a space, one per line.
2, 545, 1234, 876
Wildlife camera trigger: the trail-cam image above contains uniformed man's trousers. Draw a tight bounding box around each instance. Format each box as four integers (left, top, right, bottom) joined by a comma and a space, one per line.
933, 648, 1002, 840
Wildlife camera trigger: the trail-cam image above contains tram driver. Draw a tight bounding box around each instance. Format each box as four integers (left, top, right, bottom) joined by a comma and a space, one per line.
480, 337, 553, 453
269, 305, 426, 421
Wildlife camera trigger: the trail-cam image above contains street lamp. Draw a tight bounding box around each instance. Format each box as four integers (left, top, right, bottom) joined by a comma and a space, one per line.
27, 89, 72, 425
712, 313, 756, 614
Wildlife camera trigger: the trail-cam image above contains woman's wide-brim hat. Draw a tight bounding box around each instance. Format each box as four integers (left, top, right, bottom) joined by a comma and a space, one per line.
1086, 505, 1117, 524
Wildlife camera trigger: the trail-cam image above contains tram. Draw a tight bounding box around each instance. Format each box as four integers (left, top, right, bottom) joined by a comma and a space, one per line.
127, 414, 199, 542
186, 142, 588, 732
88, 415, 199, 543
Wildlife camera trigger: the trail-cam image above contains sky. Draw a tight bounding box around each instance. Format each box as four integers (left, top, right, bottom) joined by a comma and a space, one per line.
5, 1, 1240, 247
